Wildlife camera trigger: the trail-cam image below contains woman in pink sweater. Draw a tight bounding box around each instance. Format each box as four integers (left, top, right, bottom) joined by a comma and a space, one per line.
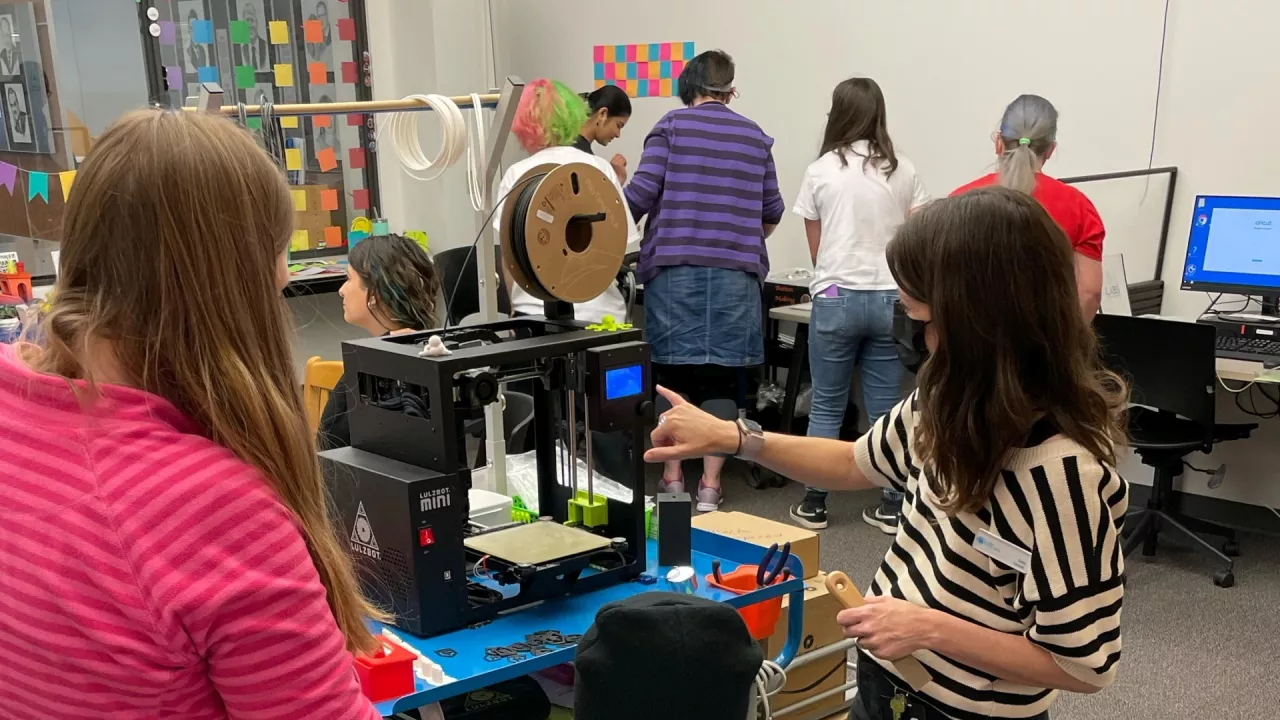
0, 109, 383, 719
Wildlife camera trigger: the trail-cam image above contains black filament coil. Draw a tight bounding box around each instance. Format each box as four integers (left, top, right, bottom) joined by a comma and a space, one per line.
507, 173, 552, 299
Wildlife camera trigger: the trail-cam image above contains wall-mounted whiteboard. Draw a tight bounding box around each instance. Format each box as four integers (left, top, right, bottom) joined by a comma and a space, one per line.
493, 0, 1169, 272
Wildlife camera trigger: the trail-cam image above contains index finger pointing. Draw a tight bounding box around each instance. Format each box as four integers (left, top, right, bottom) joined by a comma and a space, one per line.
655, 385, 687, 407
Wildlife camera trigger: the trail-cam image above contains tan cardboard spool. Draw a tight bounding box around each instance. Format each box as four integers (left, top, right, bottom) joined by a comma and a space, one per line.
498, 162, 627, 304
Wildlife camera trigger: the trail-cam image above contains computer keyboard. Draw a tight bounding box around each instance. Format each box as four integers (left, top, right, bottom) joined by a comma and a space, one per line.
1215, 334, 1280, 361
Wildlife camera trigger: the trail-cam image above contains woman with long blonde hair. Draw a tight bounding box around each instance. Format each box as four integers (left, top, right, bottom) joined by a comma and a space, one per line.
0, 109, 383, 718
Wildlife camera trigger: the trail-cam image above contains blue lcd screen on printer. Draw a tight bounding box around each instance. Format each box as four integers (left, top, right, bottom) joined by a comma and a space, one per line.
605, 364, 644, 400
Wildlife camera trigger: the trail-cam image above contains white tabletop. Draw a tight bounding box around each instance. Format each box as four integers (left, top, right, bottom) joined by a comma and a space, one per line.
768, 302, 812, 324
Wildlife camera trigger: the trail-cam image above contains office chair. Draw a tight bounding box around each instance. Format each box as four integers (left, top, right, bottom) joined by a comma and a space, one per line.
435, 246, 512, 326
1093, 315, 1256, 587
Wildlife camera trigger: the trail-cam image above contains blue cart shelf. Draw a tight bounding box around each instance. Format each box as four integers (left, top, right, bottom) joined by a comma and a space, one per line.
373, 528, 806, 715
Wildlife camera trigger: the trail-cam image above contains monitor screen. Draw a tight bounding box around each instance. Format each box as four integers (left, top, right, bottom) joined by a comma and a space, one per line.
604, 364, 644, 400
1182, 195, 1280, 294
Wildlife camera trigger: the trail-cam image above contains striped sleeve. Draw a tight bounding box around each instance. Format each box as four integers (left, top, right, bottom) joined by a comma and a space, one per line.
853, 393, 916, 492
124, 454, 381, 720
1024, 457, 1127, 688
624, 115, 671, 221
762, 144, 784, 224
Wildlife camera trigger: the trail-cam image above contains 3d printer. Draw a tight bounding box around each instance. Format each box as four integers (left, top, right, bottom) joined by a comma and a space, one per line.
320, 163, 652, 637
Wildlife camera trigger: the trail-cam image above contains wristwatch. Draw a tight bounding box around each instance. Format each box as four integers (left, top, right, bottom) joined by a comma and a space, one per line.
734, 418, 765, 462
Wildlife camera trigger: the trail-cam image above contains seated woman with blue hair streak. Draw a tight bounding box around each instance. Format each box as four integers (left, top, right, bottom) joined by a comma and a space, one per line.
318, 234, 440, 450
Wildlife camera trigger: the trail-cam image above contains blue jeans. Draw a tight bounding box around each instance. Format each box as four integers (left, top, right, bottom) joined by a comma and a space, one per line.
644, 265, 763, 366
805, 288, 903, 508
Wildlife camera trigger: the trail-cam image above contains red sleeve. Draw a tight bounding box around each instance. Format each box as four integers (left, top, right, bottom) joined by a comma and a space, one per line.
1074, 194, 1105, 262
123, 448, 380, 720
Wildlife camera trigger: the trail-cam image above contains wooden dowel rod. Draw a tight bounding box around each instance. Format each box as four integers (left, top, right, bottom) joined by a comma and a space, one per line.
186, 94, 502, 117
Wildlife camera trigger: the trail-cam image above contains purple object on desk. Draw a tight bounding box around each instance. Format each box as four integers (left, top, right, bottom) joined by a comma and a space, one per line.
158, 20, 176, 45
165, 66, 182, 92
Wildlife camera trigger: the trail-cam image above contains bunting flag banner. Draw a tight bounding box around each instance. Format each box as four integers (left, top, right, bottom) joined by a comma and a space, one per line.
27, 172, 48, 203
0, 162, 15, 194
59, 170, 76, 201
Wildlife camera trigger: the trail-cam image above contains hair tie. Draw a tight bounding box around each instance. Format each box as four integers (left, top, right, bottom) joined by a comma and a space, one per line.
1018, 137, 1032, 146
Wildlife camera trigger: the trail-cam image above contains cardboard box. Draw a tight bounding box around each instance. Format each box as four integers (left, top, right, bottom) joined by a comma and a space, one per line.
764, 572, 849, 718
691, 511, 820, 579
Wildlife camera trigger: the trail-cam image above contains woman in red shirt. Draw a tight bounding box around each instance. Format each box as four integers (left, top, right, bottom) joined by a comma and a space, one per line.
952, 94, 1104, 316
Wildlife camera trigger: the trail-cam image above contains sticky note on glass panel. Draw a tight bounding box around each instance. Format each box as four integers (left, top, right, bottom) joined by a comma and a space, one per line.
247, 116, 262, 130
229, 20, 251, 44
159, 21, 176, 45
290, 229, 309, 251
353, 188, 370, 210
316, 146, 338, 172
347, 113, 364, 127
309, 62, 327, 85
274, 64, 294, 87
269, 20, 289, 44
292, 189, 307, 211
165, 66, 182, 91
313, 114, 332, 129
279, 116, 299, 129
338, 18, 356, 41
192, 19, 214, 44
323, 226, 342, 247
341, 61, 358, 84
197, 66, 218, 84
348, 147, 366, 169
235, 65, 256, 88
321, 189, 339, 211
304, 19, 323, 44
285, 149, 303, 171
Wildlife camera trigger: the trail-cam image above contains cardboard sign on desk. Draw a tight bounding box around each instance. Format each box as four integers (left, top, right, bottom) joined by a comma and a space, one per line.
692, 511, 819, 580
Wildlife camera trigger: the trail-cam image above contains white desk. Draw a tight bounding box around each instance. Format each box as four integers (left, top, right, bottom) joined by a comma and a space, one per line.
768, 301, 1280, 386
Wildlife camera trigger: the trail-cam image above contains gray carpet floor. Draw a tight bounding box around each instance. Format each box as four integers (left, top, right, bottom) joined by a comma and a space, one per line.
651, 461, 1280, 719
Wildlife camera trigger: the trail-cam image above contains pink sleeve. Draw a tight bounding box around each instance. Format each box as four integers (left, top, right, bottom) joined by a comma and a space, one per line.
126, 454, 380, 720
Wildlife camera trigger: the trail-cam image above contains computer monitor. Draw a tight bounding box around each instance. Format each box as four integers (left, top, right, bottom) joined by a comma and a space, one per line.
1181, 195, 1280, 297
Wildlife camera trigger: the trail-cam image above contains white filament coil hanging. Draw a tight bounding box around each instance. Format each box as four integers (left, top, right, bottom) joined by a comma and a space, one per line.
465, 92, 488, 211
380, 94, 468, 182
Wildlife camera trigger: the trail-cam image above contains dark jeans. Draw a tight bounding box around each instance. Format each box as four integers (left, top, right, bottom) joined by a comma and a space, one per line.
850, 652, 1049, 720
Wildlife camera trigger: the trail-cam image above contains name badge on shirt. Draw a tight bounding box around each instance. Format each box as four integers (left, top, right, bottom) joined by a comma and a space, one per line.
973, 529, 1032, 573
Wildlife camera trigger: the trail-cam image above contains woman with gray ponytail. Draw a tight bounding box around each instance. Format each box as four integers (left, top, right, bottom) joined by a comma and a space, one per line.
953, 94, 1105, 316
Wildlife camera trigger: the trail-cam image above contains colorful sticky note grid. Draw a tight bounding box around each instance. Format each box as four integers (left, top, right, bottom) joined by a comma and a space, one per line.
197, 66, 218, 84
158, 21, 176, 45
308, 62, 328, 85
348, 147, 365, 169
290, 229, 309, 252
304, 19, 323, 44
353, 188, 369, 210
337, 17, 356, 41
279, 116, 299, 129
323, 226, 342, 247
292, 189, 307, 211
269, 20, 289, 44
229, 20, 251, 44
191, 19, 214, 44
341, 61, 357, 84
320, 188, 339, 211
274, 63, 294, 87
313, 114, 332, 129
165, 65, 182, 91
316, 146, 338, 172
234, 65, 255, 87
347, 113, 364, 127
593, 42, 690, 97
285, 149, 303, 171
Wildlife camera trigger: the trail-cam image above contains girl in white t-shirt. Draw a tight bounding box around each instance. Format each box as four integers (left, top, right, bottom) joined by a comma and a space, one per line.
789, 77, 930, 532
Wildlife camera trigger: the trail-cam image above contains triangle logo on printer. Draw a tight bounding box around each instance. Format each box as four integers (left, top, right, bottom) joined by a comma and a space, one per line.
350, 502, 380, 560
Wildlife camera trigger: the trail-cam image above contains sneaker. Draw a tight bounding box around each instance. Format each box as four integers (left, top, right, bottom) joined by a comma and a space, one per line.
790, 493, 828, 530
695, 482, 722, 512
861, 504, 899, 535
659, 476, 685, 494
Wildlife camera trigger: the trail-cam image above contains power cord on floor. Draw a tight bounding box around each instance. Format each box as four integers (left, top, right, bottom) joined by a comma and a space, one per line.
755, 659, 787, 720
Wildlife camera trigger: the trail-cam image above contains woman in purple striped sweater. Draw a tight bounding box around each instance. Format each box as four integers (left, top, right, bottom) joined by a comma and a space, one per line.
625, 49, 784, 511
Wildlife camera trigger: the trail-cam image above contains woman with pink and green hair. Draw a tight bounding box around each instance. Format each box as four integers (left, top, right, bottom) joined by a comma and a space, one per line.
494, 78, 640, 324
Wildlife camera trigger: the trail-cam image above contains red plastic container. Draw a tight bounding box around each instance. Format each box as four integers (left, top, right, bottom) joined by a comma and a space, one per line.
354, 640, 416, 702
705, 564, 784, 640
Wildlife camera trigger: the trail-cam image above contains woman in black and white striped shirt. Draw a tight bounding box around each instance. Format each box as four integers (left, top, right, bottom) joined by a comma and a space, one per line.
648, 186, 1128, 720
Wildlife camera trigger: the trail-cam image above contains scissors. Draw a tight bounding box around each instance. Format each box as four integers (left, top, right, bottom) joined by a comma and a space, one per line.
756, 541, 792, 588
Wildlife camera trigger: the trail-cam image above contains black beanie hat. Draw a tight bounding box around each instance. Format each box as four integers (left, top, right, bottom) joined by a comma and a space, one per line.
574, 592, 764, 720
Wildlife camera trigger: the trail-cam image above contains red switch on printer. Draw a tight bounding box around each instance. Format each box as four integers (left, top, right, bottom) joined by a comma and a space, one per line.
419, 528, 435, 547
